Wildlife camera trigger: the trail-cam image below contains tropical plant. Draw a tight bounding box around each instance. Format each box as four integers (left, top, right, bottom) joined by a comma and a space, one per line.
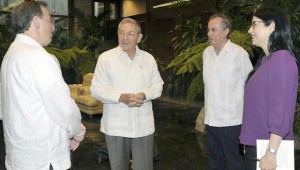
48, 9, 115, 83
0, 11, 14, 63
165, 17, 205, 100
222, 0, 300, 58
71, 9, 115, 79
170, 17, 204, 55
47, 27, 92, 83
166, 41, 209, 101
222, 0, 262, 30
73, 8, 114, 57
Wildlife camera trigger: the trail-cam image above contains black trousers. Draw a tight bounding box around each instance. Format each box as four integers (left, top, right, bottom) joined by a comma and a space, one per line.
206, 125, 244, 170
244, 145, 257, 170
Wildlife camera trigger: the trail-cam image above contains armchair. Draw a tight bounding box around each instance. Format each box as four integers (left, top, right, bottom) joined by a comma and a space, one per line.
69, 73, 103, 117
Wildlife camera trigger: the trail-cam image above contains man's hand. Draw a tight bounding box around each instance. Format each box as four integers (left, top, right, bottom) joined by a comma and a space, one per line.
119, 93, 134, 105
70, 123, 86, 151
74, 123, 86, 142
136, 92, 146, 100
70, 139, 80, 151
128, 93, 145, 107
119, 93, 146, 107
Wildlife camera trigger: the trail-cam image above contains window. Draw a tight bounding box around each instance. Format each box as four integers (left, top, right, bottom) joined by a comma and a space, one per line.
94, 1, 117, 20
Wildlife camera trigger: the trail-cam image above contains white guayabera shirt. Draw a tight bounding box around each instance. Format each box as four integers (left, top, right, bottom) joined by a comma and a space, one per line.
203, 40, 253, 127
1, 34, 82, 170
91, 46, 164, 138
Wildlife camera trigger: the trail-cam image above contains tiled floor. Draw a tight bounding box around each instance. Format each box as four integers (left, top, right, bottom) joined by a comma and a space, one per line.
1, 100, 300, 170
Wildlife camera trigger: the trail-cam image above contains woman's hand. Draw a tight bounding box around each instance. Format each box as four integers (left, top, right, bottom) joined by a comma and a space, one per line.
259, 152, 277, 170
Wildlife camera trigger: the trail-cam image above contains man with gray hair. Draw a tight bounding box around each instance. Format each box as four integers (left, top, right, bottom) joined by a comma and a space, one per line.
91, 18, 164, 170
1, 1, 85, 169
202, 14, 253, 169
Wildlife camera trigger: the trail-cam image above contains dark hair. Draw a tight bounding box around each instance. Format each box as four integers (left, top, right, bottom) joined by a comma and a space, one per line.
246, 7, 296, 82
256, 7, 294, 54
209, 14, 232, 38
11, 0, 48, 34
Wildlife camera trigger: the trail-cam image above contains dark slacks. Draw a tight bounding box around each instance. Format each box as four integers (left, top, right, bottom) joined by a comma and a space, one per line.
244, 145, 257, 170
206, 125, 244, 170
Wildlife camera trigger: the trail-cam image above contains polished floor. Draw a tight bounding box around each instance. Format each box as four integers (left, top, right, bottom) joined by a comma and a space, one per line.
1, 100, 300, 170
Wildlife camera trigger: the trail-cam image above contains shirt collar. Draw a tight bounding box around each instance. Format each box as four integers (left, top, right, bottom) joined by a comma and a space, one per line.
15, 34, 44, 50
208, 39, 232, 53
117, 45, 141, 60
222, 39, 233, 52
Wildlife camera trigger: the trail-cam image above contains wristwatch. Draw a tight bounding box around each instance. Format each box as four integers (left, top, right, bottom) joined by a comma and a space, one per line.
266, 146, 277, 155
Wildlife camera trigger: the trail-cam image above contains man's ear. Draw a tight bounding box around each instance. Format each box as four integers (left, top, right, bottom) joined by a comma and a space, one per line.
225, 28, 229, 37
32, 16, 41, 29
137, 33, 143, 43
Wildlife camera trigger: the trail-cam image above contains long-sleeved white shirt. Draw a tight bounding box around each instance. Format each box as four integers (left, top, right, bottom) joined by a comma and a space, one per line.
91, 46, 164, 138
1, 34, 82, 170
203, 40, 253, 127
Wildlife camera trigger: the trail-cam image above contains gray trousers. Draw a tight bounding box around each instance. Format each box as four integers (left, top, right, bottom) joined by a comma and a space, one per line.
105, 134, 154, 170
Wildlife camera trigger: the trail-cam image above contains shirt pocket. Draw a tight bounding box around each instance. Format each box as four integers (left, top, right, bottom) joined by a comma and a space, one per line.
135, 63, 152, 88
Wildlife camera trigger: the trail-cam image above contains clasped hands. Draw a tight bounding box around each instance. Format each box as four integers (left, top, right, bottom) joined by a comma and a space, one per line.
70, 123, 86, 151
119, 92, 146, 107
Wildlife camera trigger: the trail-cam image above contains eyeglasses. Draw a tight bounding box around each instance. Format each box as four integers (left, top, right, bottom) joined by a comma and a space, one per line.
251, 20, 265, 29
118, 31, 139, 38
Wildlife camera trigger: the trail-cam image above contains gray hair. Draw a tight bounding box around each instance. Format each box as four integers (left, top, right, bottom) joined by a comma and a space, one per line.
209, 14, 232, 38
11, 0, 48, 34
118, 18, 142, 34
